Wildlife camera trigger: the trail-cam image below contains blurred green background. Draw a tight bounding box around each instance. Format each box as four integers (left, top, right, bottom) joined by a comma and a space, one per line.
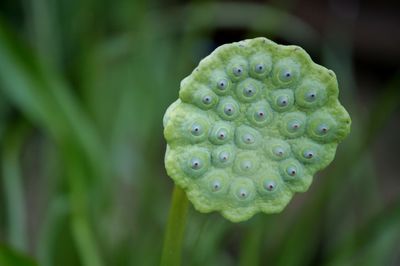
0, 0, 399, 265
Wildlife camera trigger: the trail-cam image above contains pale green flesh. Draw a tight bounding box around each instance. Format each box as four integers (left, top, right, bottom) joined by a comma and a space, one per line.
163, 37, 351, 222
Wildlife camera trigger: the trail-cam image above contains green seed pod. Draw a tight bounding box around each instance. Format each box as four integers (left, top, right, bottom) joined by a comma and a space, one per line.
163, 37, 351, 222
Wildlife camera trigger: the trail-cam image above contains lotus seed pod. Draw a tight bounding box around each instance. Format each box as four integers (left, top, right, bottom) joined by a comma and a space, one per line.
163, 37, 351, 222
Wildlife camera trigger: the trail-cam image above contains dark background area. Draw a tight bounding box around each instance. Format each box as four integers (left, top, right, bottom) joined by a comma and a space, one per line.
0, 0, 399, 265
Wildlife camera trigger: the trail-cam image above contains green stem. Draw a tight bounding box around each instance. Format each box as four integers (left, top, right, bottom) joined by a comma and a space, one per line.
2, 122, 30, 252
238, 217, 265, 266
64, 145, 104, 266
160, 185, 190, 266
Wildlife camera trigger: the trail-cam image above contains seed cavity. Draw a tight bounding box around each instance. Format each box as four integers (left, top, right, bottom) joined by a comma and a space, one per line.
307, 112, 337, 142
306, 91, 317, 102
247, 101, 273, 127
253, 108, 267, 123
277, 96, 289, 107
217, 79, 228, 90
191, 158, 202, 170
274, 58, 300, 85
191, 124, 202, 136
218, 98, 240, 121
252, 107, 269, 123
219, 151, 229, 162
287, 166, 297, 176
231, 178, 255, 202
264, 181, 277, 191
295, 79, 327, 108
239, 189, 248, 198
209, 122, 232, 145
240, 160, 253, 172
243, 133, 255, 144
194, 89, 218, 109
280, 159, 303, 182
204, 171, 229, 195
318, 124, 329, 134
270, 89, 294, 112
303, 150, 314, 159
235, 125, 261, 149
186, 119, 209, 143
243, 86, 256, 97
212, 181, 221, 191
233, 66, 243, 76
202, 95, 212, 104
236, 79, 261, 102
212, 146, 235, 168
291, 140, 322, 163
217, 129, 227, 140
249, 53, 272, 79
255, 64, 265, 73
280, 69, 294, 82
280, 112, 307, 138
224, 104, 235, 115
234, 151, 259, 174
289, 120, 301, 131
265, 139, 291, 161
274, 147, 285, 157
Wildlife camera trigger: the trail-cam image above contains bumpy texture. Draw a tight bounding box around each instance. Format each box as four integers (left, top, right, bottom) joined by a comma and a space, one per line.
163, 37, 351, 222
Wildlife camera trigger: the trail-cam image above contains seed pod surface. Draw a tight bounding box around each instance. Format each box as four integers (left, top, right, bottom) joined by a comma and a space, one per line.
164, 38, 351, 222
